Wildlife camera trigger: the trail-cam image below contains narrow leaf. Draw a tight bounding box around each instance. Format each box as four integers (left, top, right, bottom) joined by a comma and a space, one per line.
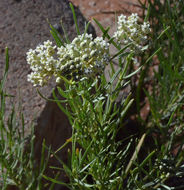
70, 3, 80, 35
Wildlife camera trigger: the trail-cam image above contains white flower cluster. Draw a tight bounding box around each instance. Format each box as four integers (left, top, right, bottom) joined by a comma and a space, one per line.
56, 33, 109, 83
27, 40, 57, 86
113, 13, 151, 53
26, 34, 109, 86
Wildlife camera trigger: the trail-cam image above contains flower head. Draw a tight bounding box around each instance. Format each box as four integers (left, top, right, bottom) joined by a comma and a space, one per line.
113, 13, 151, 53
54, 33, 109, 82
27, 40, 57, 86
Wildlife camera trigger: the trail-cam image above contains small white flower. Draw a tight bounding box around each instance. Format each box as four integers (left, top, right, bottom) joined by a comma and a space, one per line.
89, 41, 95, 48
70, 65, 74, 70
90, 50, 96, 57
82, 54, 88, 61
76, 64, 80, 68
80, 41, 86, 47
56, 77, 61, 83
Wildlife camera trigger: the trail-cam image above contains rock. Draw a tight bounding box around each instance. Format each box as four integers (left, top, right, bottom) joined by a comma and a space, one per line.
0, 0, 96, 189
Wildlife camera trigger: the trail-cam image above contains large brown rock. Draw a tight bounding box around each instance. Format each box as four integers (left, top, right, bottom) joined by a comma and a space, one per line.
0, 0, 96, 189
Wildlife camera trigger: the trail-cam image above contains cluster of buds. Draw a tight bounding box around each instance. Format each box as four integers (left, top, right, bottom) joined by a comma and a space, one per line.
56, 33, 109, 83
26, 34, 109, 86
27, 40, 57, 86
113, 13, 151, 53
